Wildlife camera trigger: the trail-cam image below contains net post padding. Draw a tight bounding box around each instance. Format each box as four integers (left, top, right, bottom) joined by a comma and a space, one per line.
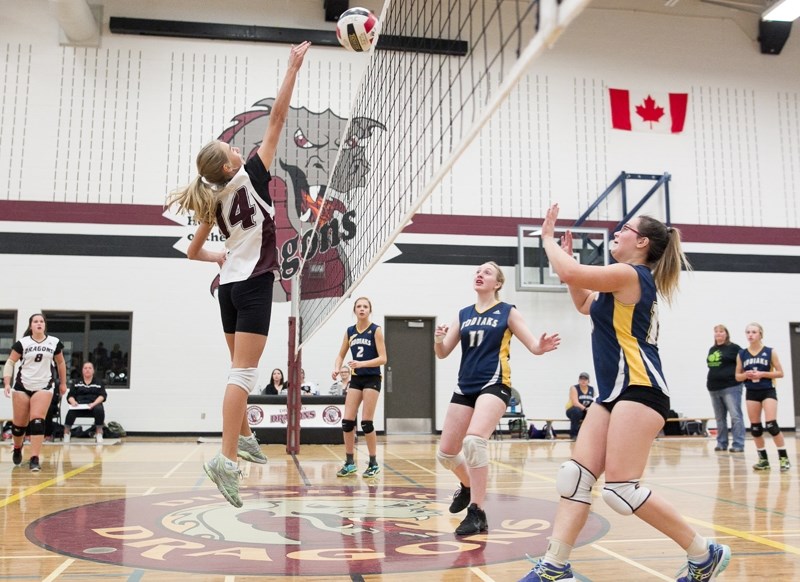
286, 278, 302, 454
297, 0, 592, 349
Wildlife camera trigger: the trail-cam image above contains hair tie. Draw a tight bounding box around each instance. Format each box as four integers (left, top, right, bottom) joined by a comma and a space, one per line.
200, 176, 221, 191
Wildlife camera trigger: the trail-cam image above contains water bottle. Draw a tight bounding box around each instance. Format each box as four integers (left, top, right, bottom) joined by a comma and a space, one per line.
509, 396, 517, 414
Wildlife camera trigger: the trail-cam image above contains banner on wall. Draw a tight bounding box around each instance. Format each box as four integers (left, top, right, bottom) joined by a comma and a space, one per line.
608, 88, 688, 133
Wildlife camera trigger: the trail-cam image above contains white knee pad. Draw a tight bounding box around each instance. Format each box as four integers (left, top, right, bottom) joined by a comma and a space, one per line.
462, 435, 489, 468
602, 480, 651, 515
228, 367, 259, 393
556, 459, 597, 505
436, 449, 465, 471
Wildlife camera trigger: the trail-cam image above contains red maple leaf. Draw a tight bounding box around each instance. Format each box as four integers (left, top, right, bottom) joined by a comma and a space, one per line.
635, 95, 664, 128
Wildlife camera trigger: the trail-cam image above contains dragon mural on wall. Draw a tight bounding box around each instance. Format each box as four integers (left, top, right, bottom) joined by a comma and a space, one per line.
218, 99, 384, 301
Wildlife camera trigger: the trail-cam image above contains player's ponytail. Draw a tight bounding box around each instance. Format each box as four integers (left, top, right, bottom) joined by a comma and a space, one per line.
165, 140, 231, 224
637, 216, 691, 305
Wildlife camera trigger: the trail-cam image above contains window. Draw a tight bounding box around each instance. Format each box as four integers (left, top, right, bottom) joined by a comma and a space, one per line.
0, 311, 17, 368
45, 312, 132, 388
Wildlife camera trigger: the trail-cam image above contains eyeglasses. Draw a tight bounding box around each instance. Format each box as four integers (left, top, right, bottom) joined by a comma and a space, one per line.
622, 223, 644, 237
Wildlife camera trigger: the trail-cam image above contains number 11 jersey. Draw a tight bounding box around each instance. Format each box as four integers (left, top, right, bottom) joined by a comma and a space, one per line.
457, 301, 513, 395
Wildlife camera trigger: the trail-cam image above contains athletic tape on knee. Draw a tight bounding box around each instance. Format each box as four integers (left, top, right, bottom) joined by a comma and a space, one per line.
766, 420, 781, 436
556, 459, 597, 505
436, 450, 465, 471
342, 419, 356, 433
28, 418, 45, 436
750, 423, 764, 437
227, 367, 258, 393
11, 423, 26, 437
360, 420, 375, 434
602, 480, 651, 515
462, 435, 489, 468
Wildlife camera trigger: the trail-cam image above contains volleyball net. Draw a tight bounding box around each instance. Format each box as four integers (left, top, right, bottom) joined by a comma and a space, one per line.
296, 0, 590, 348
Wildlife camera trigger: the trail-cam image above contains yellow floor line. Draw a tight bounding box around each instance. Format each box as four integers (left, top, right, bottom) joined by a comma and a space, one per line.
469, 566, 497, 581
0, 462, 96, 509
42, 558, 75, 582
683, 515, 800, 555
490, 460, 556, 483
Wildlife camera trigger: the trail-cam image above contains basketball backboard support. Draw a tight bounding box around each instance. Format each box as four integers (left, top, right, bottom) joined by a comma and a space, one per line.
516, 225, 610, 292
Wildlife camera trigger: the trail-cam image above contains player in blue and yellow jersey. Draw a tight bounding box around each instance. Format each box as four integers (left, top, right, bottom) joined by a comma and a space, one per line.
735, 322, 787, 472
519, 204, 730, 582
332, 297, 387, 478
434, 262, 560, 536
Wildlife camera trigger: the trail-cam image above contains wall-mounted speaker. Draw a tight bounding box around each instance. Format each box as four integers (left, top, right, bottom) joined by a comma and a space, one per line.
758, 20, 792, 55
324, 0, 349, 22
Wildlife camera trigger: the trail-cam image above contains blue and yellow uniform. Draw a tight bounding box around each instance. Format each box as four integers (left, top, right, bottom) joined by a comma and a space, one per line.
457, 301, 513, 395
739, 346, 774, 391
347, 323, 382, 377
590, 264, 668, 402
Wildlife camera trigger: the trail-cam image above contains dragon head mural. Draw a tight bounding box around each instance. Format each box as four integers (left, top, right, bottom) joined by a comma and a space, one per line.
218, 100, 384, 301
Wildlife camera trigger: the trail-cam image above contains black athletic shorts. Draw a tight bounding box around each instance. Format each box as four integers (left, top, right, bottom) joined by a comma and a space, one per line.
13, 384, 53, 398
218, 271, 275, 336
450, 383, 512, 408
348, 375, 382, 392
746, 387, 777, 402
598, 385, 671, 422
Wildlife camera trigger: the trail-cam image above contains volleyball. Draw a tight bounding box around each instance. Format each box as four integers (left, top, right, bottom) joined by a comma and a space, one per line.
336, 7, 379, 52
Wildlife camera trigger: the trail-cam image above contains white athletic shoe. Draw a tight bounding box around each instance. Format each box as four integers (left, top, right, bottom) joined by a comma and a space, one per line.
95, 433, 104, 444
63, 434, 71, 443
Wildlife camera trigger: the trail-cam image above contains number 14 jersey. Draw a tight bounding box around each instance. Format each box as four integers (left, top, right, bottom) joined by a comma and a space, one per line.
457, 301, 513, 395
215, 155, 278, 285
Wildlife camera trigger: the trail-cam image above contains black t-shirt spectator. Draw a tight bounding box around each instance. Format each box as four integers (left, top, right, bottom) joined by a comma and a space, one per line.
68, 376, 108, 405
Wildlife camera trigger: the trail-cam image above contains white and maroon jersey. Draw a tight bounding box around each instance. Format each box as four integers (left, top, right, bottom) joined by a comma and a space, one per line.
11, 335, 63, 391
215, 155, 278, 285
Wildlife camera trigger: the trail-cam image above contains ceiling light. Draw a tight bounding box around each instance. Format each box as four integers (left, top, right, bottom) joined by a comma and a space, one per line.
763, 0, 800, 21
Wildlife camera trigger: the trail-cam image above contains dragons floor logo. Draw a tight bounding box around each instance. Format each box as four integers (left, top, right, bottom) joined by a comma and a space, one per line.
27, 486, 607, 576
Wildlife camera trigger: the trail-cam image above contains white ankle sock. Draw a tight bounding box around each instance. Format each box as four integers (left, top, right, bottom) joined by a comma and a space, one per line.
222, 455, 238, 470
687, 535, 709, 562
544, 538, 573, 567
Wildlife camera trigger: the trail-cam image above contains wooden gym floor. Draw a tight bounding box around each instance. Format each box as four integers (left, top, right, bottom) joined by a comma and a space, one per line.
1, 433, 797, 581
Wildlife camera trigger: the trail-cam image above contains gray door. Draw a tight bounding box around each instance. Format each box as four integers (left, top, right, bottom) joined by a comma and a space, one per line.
789, 322, 800, 429
384, 317, 435, 434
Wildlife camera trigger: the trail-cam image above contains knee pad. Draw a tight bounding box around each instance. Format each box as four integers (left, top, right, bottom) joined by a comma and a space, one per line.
556, 460, 597, 505
28, 418, 45, 436
765, 420, 781, 436
436, 450, 465, 471
462, 435, 489, 468
11, 423, 26, 437
228, 367, 259, 393
602, 480, 651, 516
342, 419, 357, 433
360, 420, 375, 434
750, 423, 764, 437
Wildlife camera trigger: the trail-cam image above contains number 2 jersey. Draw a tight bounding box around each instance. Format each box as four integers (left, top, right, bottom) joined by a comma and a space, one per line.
215, 154, 278, 285
738, 345, 775, 390
457, 301, 513, 395
347, 323, 382, 377
11, 335, 63, 391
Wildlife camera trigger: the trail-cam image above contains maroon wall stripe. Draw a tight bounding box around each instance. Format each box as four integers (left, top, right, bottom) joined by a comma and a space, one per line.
0, 200, 177, 226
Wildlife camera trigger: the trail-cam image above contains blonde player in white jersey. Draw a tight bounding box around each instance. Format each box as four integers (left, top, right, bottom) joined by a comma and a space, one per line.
3, 313, 67, 472
166, 41, 311, 507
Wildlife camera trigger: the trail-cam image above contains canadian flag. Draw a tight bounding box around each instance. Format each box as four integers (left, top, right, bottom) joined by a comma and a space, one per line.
609, 88, 689, 133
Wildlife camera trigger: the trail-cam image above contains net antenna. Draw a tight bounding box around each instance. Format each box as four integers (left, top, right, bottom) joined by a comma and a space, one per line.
296, 0, 591, 350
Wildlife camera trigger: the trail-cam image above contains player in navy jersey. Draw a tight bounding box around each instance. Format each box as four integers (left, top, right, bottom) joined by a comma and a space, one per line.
518, 205, 730, 582
166, 41, 311, 507
434, 262, 559, 536
3, 314, 67, 472
332, 297, 387, 478
735, 322, 788, 472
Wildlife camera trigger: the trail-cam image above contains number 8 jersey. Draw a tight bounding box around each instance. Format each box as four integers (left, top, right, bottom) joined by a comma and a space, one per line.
215, 155, 278, 285
457, 301, 513, 395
